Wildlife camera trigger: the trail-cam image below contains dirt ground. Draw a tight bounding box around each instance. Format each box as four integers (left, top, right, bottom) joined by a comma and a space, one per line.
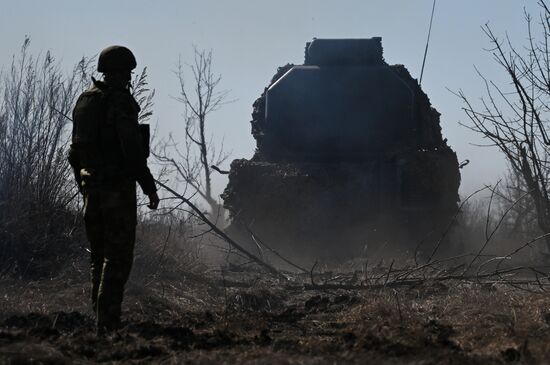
1, 267, 550, 365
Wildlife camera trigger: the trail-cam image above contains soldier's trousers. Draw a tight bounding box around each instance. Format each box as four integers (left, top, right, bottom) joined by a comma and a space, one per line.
83, 182, 137, 330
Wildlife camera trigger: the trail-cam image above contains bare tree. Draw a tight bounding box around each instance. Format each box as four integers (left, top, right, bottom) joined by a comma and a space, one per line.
493, 166, 539, 239
154, 47, 230, 223
456, 0, 550, 252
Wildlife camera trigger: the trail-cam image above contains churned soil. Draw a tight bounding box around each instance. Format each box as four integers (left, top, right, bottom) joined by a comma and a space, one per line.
1, 269, 550, 364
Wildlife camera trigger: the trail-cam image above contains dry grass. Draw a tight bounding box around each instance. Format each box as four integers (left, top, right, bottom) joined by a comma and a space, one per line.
2, 265, 550, 364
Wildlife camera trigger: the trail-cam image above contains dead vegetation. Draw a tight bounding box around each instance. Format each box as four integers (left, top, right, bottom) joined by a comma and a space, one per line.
3, 266, 550, 364
0, 38, 92, 278
457, 0, 550, 257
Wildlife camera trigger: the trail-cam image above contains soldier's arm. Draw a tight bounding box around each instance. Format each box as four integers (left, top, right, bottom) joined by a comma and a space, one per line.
113, 95, 157, 195
68, 96, 83, 186
67, 146, 83, 192
69, 92, 102, 192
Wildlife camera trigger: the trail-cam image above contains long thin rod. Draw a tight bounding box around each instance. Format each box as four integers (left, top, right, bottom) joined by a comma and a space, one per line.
419, 0, 437, 86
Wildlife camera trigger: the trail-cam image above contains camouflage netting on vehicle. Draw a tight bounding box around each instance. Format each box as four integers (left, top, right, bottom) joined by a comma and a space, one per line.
222, 38, 460, 265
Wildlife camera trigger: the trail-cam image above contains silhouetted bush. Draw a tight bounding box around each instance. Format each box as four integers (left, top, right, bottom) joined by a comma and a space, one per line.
0, 38, 92, 278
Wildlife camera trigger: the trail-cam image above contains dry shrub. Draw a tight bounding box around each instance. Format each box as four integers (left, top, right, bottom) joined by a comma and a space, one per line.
131, 213, 206, 283
455, 190, 541, 263
0, 38, 92, 278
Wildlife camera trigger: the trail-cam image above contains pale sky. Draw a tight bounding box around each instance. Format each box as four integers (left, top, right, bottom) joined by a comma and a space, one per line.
0, 0, 540, 197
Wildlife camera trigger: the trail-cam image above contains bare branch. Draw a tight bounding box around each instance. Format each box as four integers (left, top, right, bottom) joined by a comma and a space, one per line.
154, 47, 232, 220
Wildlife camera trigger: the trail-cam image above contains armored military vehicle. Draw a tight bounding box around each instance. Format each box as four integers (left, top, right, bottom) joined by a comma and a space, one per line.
222, 38, 460, 264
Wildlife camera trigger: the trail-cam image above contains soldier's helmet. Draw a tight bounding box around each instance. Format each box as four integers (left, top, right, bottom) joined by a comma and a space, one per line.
97, 46, 137, 73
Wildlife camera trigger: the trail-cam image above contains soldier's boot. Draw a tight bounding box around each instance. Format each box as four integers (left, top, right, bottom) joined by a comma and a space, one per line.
96, 257, 132, 333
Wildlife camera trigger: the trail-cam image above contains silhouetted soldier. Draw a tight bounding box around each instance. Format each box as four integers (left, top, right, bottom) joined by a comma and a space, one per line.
68, 46, 159, 334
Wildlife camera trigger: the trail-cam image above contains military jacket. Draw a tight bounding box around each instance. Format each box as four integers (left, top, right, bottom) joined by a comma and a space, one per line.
69, 79, 156, 195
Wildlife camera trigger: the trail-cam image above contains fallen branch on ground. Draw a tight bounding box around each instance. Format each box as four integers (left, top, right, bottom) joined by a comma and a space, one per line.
155, 179, 286, 279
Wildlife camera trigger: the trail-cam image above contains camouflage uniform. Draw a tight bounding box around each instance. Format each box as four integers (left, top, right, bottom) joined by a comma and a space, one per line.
69, 70, 156, 331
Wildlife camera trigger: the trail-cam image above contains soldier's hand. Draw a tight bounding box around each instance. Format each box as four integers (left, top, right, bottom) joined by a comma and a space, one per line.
147, 192, 160, 210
